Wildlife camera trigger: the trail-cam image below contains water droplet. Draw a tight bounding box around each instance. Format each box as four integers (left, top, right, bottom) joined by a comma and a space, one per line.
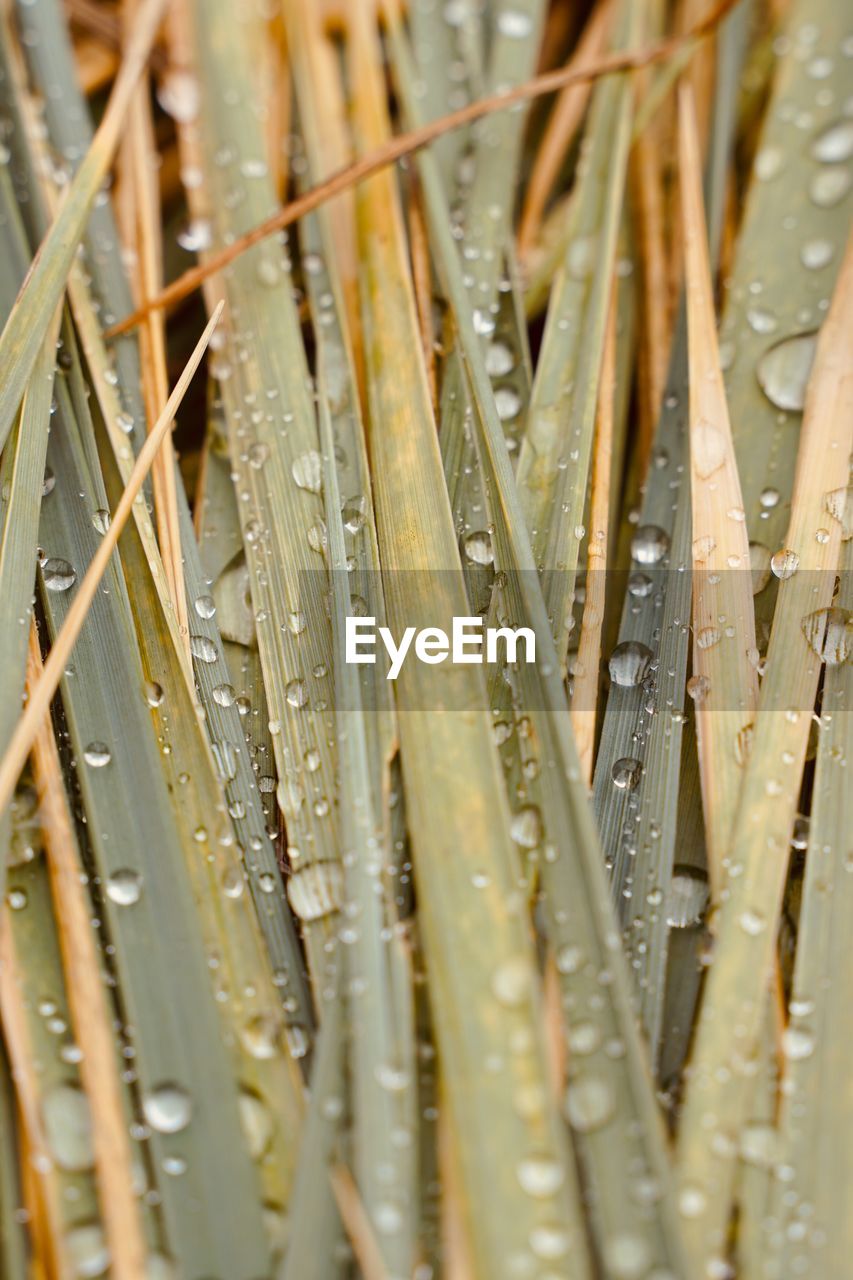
491, 956, 531, 1007
696, 626, 721, 651
516, 1155, 564, 1198
292, 451, 322, 494
608, 641, 653, 688
92, 508, 111, 535
485, 341, 514, 376
809, 166, 851, 207
287, 863, 343, 921
194, 594, 216, 619
42, 467, 56, 497
611, 757, 641, 790
782, 1025, 815, 1060
801, 606, 850, 665
770, 548, 800, 580
510, 805, 542, 849
285, 678, 308, 708
177, 218, 213, 252
627, 572, 654, 598
212, 682, 235, 707
755, 146, 784, 181
190, 635, 218, 664
43, 1084, 94, 1172
687, 674, 711, 703
667, 867, 709, 928
462, 530, 494, 566
106, 869, 143, 906
564, 1075, 614, 1132
496, 9, 532, 38
241, 1014, 281, 1060
238, 1090, 273, 1159
756, 332, 818, 411
631, 525, 669, 566
738, 909, 766, 936
156, 70, 200, 124
43, 558, 77, 592
811, 119, 853, 163
678, 1184, 707, 1218
800, 238, 835, 270
142, 1084, 192, 1134
604, 1232, 653, 1280
83, 742, 111, 768
494, 386, 521, 420
67, 1223, 109, 1278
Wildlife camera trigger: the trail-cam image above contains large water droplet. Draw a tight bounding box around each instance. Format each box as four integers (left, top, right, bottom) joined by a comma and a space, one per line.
43, 558, 77, 592
608, 641, 653, 688
630, 525, 669, 566
801, 606, 850, 665
756, 332, 818, 411
292, 451, 322, 494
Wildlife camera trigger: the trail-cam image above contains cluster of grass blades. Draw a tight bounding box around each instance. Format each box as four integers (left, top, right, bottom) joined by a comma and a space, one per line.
0, 1, 849, 1278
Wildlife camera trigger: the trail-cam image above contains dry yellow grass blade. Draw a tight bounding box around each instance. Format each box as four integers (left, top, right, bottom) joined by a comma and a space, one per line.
0, 0, 165, 455
676, 225, 853, 1275
25, 630, 146, 1280
0, 303, 221, 818
347, 6, 591, 1274
118, 0, 190, 656
679, 82, 759, 888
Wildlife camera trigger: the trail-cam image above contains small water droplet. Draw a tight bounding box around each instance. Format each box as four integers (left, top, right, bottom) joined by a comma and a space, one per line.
564, 1075, 614, 1132
194, 594, 216, 619
142, 1084, 192, 1134
106, 869, 143, 906
83, 742, 111, 768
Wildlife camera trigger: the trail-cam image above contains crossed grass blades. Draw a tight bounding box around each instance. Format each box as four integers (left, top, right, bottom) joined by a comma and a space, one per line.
0, 1, 850, 1278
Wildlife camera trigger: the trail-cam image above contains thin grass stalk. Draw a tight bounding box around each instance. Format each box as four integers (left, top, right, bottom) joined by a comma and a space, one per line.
517, 0, 613, 259
676, 226, 853, 1275
0, 0, 165, 454
679, 83, 759, 888
571, 278, 617, 783
119, 0, 190, 656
